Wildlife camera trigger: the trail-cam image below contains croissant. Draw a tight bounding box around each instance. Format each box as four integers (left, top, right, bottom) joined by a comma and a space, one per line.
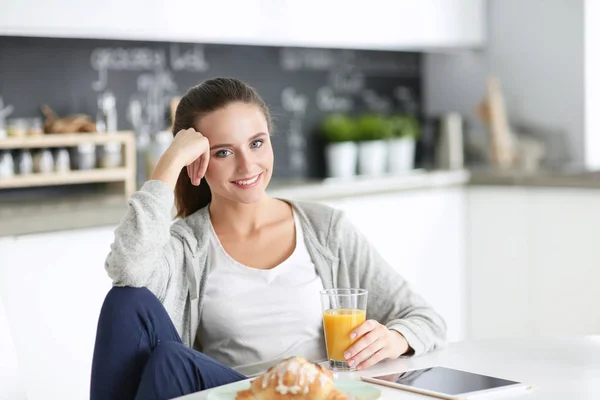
235, 356, 349, 400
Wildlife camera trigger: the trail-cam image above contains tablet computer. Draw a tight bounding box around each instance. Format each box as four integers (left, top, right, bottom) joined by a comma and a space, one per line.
361, 366, 532, 399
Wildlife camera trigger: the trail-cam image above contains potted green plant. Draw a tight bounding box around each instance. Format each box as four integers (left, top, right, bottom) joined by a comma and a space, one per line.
354, 114, 391, 176
320, 114, 358, 178
387, 115, 419, 173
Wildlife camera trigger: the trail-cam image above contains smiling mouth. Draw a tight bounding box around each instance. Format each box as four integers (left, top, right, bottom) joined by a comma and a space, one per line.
231, 173, 262, 186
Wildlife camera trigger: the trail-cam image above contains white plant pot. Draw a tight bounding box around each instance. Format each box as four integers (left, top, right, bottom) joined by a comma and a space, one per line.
325, 142, 358, 178
358, 140, 387, 176
387, 137, 416, 173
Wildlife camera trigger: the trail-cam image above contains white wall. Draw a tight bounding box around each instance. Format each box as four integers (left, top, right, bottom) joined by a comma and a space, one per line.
423, 49, 489, 137
424, 0, 586, 166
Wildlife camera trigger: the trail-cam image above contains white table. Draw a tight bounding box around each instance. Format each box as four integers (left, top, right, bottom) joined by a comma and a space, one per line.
175, 336, 600, 399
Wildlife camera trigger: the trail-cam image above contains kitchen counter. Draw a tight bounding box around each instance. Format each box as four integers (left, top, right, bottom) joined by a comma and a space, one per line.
3, 167, 600, 237
470, 168, 600, 188
0, 170, 469, 237
267, 169, 470, 200
0, 192, 129, 238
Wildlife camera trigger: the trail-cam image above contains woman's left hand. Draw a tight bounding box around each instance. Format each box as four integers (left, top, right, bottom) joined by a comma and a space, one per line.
343, 319, 411, 370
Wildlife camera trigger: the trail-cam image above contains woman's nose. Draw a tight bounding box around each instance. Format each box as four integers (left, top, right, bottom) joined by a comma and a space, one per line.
236, 150, 254, 174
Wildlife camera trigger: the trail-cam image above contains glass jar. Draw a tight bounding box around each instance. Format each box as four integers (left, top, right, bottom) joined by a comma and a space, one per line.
7, 118, 28, 137
146, 131, 173, 176
98, 142, 123, 168
27, 118, 44, 136
0, 117, 6, 139
70, 144, 96, 170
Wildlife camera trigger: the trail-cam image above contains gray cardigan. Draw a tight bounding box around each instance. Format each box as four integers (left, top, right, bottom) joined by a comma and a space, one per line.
105, 180, 447, 357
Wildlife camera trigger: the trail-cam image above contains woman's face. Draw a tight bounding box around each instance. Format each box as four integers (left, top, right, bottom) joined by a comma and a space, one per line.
195, 101, 273, 205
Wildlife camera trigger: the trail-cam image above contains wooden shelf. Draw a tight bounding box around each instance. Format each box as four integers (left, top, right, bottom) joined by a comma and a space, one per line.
0, 132, 134, 149
0, 131, 137, 196
0, 168, 130, 189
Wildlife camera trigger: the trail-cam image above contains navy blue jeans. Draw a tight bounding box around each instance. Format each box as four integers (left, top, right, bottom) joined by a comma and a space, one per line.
90, 287, 246, 400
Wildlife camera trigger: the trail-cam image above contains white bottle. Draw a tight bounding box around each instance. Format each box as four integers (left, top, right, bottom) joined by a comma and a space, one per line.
17, 150, 33, 175
33, 149, 54, 173
54, 148, 71, 173
0, 151, 14, 178
436, 112, 464, 170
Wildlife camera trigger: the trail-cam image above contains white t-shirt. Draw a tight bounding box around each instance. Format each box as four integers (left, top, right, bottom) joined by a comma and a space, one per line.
198, 211, 327, 376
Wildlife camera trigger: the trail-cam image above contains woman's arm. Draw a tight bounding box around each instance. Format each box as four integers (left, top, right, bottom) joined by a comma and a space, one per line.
105, 180, 183, 301
106, 128, 210, 300
333, 210, 447, 357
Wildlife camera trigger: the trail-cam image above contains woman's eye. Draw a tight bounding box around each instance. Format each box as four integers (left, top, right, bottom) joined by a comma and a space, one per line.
251, 139, 264, 149
215, 149, 232, 158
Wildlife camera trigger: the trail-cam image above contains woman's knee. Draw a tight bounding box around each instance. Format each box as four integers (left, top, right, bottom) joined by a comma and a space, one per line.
99, 286, 159, 319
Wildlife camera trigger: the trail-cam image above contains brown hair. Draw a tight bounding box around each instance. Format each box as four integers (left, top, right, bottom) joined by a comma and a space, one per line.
172, 77, 273, 218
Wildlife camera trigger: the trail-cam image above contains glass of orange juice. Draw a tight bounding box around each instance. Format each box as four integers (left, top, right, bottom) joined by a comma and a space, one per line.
320, 288, 368, 371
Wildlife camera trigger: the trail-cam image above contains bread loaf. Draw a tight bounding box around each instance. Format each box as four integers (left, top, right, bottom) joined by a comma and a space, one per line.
235, 356, 349, 400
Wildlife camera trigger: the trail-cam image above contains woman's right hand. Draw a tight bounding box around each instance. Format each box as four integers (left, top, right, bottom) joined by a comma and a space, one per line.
151, 128, 211, 189
170, 128, 211, 186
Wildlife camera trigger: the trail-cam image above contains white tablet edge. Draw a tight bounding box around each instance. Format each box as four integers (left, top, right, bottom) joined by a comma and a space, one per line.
462, 382, 533, 399
360, 375, 533, 400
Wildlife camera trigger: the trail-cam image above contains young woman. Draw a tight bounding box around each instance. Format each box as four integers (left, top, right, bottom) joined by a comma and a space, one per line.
90, 77, 447, 400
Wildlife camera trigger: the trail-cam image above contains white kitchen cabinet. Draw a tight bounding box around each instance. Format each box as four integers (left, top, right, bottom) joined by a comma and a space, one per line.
467, 187, 600, 340
0, 235, 16, 266
0, 236, 26, 400
529, 189, 600, 336
0, 0, 486, 50
267, 0, 486, 50
0, 227, 116, 400
0, 0, 162, 41
0, 295, 25, 400
324, 188, 468, 343
467, 187, 532, 339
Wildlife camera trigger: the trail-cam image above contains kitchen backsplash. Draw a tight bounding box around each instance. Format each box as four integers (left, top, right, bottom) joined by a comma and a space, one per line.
0, 36, 421, 178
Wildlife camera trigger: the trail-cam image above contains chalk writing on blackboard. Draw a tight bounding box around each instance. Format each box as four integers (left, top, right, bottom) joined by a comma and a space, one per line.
280, 47, 418, 77
170, 44, 209, 72
129, 70, 179, 131
90, 47, 166, 91
316, 87, 353, 112
361, 90, 392, 113
356, 57, 420, 77
329, 70, 364, 94
90, 47, 165, 71
281, 87, 308, 115
394, 86, 419, 114
288, 118, 306, 175
90, 44, 209, 91
281, 87, 309, 175
280, 48, 338, 71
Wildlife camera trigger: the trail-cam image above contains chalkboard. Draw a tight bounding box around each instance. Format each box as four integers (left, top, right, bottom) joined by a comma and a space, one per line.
0, 36, 421, 178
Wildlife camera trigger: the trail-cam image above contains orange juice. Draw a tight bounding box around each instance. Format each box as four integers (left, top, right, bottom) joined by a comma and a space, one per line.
322, 308, 367, 361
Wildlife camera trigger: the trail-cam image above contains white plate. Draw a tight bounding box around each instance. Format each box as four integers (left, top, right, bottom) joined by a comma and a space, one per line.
207, 378, 382, 400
